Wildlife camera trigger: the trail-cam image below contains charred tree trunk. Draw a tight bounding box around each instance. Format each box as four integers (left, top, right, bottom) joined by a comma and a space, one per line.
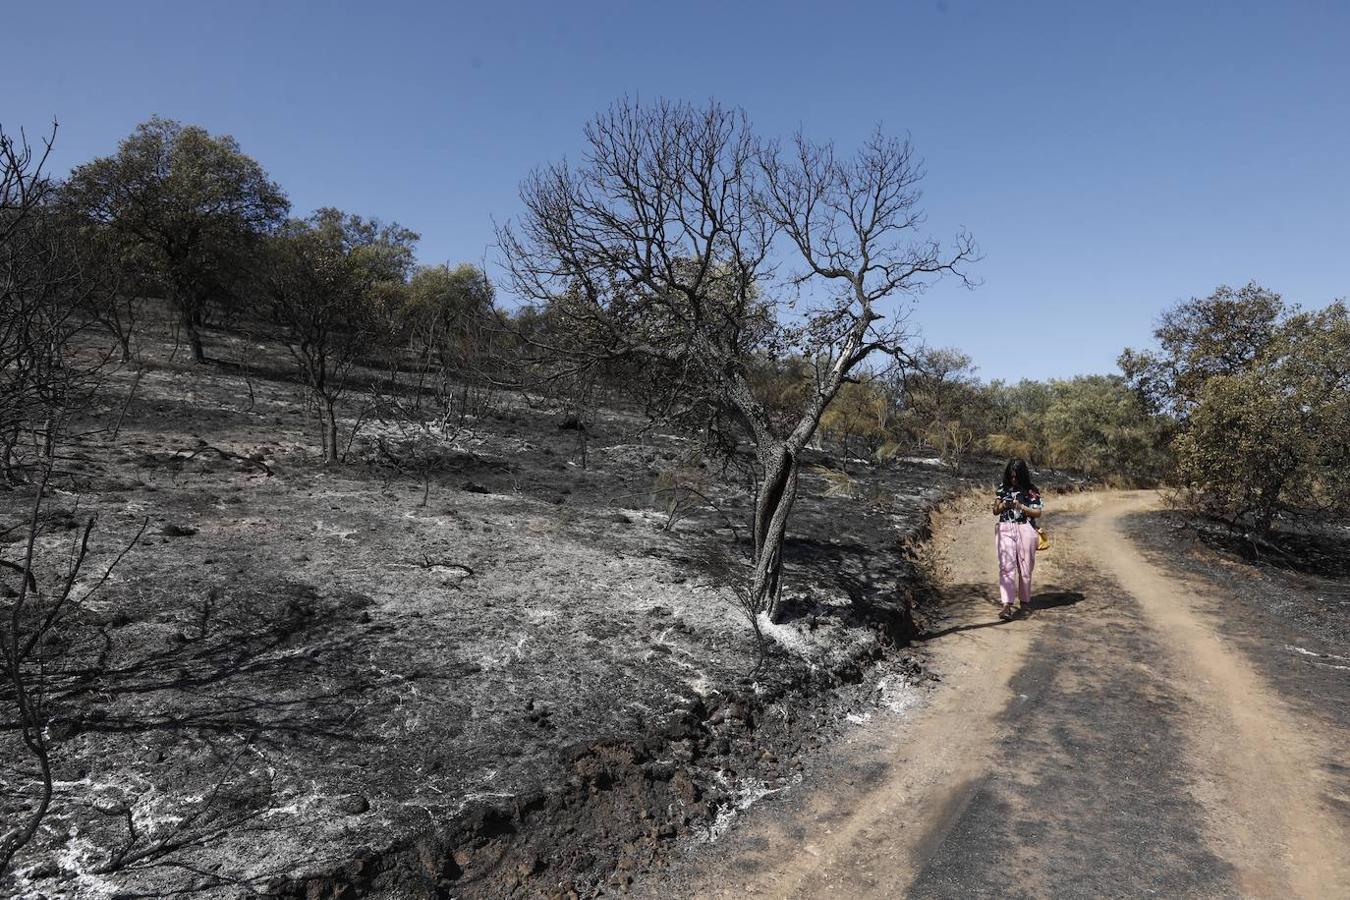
187, 334, 205, 364
324, 398, 339, 465
185, 311, 206, 364
1, 431, 17, 484
173, 285, 207, 364
751, 443, 801, 624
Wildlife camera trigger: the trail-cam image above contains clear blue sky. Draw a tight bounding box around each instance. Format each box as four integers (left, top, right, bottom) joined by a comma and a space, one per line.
9, 0, 1348, 382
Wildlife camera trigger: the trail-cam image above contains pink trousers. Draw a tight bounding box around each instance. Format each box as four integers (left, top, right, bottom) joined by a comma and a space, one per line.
996, 521, 1037, 607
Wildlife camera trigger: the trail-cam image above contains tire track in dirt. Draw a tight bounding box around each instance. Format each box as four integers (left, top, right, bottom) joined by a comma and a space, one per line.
905, 493, 1229, 899
1081, 491, 1350, 898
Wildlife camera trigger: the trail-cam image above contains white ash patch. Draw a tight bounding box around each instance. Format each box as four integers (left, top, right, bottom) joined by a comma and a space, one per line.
899, 456, 947, 467
754, 609, 858, 662
50, 838, 120, 900
702, 771, 802, 843
686, 672, 716, 697
1285, 643, 1350, 663
876, 672, 922, 715
755, 612, 813, 657
312, 520, 359, 540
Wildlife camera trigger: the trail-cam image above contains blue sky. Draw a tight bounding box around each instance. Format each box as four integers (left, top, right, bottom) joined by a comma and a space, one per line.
9, 1, 1348, 381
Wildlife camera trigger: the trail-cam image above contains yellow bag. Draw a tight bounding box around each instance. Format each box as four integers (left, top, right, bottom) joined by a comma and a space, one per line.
1036, 527, 1049, 552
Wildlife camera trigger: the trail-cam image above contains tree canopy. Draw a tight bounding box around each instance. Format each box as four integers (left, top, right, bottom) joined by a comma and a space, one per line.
63, 116, 288, 361
263, 208, 418, 462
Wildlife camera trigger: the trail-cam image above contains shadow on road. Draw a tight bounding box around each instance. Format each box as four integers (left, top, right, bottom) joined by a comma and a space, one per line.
915, 618, 1014, 641
1027, 590, 1086, 610
917, 587, 1086, 641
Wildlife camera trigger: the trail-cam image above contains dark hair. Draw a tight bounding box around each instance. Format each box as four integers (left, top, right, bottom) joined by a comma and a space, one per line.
1001, 457, 1036, 492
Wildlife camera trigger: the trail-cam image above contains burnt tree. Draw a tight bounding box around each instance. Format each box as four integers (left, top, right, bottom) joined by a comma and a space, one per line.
262, 208, 417, 464
1, 123, 140, 875
499, 98, 974, 623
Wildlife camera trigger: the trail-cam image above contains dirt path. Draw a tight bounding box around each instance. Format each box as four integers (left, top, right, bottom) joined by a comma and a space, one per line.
661, 490, 1350, 898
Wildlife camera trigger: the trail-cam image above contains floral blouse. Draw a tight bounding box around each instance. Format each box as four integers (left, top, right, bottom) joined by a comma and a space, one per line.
995, 485, 1042, 523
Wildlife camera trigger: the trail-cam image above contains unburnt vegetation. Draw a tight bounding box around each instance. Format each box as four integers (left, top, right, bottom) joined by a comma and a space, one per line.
1121, 283, 1350, 567
2, 97, 1347, 897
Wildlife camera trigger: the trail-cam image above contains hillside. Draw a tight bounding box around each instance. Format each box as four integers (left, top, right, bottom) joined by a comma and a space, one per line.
2, 311, 970, 899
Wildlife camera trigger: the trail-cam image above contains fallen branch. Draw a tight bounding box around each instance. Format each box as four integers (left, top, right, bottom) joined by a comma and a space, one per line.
408, 555, 474, 576
168, 443, 272, 476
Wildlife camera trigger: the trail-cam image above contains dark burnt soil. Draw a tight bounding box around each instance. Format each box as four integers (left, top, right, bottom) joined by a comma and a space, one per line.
1, 317, 978, 899
1121, 510, 1350, 734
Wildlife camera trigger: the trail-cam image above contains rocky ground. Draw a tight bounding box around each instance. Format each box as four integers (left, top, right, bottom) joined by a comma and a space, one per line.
0, 316, 980, 899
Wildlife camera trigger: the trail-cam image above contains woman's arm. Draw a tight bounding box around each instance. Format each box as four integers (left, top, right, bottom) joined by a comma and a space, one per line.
1016, 491, 1044, 519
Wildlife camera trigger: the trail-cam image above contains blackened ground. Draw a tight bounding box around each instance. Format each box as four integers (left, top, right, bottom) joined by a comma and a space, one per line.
0, 313, 992, 900
1121, 509, 1350, 754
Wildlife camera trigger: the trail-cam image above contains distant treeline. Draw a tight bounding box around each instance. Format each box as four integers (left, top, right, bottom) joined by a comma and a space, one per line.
810, 351, 1173, 484
9, 115, 1348, 536
805, 282, 1350, 539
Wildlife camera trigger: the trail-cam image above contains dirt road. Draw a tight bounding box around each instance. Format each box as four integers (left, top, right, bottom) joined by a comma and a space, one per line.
660, 490, 1350, 899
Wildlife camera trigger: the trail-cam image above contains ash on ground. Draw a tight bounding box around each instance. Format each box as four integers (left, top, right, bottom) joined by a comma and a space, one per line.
1, 323, 980, 899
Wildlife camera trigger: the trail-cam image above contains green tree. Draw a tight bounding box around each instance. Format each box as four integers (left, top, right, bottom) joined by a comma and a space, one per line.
1128, 283, 1350, 533
1173, 369, 1301, 530
1280, 301, 1350, 511
63, 117, 288, 362
263, 208, 418, 463
1042, 375, 1170, 482
397, 263, 502, 421
983, 379, 1053, 465
819, 379, 889, 468
1119, 282, 1284, 418
1173, 300, 1350, 531
403, 263, 495, 338
894, 347, 984, 468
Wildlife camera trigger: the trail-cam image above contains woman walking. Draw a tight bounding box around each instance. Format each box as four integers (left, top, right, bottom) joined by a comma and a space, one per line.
993, 458, 1042, 620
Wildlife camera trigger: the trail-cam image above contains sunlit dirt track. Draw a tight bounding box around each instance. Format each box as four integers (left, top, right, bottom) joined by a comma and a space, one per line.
659, 491, 1350, 899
